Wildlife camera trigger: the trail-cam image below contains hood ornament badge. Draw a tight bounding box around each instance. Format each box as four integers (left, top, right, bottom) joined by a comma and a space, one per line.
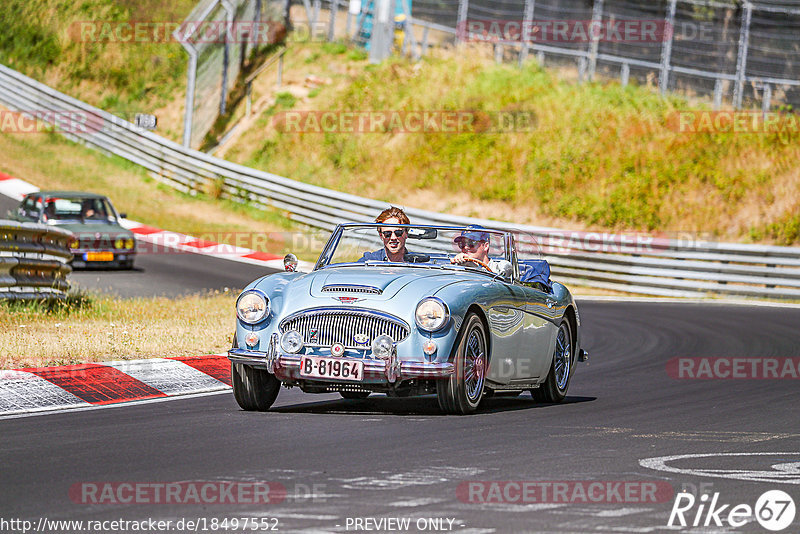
334, 296, 362, 304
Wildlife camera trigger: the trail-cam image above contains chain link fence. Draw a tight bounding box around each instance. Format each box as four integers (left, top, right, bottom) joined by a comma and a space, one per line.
308, 0, 800, 111
178, 0, 288, 148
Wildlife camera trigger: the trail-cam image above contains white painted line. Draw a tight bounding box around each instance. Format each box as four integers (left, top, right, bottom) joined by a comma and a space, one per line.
640, 452, 800, 485
0, 388, 232, 421
594, 507, 651, 517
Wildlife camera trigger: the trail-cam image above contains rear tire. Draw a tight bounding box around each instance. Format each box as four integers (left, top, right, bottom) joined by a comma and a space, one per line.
340, 391, 370, 399
533, 320, 574, 403
437, 313, 487, 415
231, 362, 280, 411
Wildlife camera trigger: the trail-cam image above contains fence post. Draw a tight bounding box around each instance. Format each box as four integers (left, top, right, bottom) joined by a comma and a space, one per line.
178, 40, 198, 148
313, 0, 322, 26
733, 2, 753, 109
329, 0, 338, 41
620, 62, 629, 87
369, 0, 395, 62
659, 0, 677, 95
713, 78, 723, 109
762, 83, 771, 118
457, 0, 469, 44
220, 0, 235, 116
578, 56, 587, 83
587, 0, 604, 80
519, 0, 536, 66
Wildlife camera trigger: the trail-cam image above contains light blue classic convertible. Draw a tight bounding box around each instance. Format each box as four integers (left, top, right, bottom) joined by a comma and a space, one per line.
228, 224, 588, 414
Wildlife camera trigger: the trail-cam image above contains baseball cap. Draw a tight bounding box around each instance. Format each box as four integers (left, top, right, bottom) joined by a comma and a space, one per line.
454, 225, 490, 244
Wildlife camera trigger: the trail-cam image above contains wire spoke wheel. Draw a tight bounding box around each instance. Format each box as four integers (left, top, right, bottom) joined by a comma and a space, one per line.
437, 313, 487, 414
533, 320, 574, 404
554, 325, 571, 390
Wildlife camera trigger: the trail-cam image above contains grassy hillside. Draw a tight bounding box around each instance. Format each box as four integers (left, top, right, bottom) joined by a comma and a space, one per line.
225, 41, 800, 245
0, 0, 194, 136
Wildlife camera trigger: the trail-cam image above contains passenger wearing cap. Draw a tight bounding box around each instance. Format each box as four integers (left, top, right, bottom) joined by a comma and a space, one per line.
451, 225, 501, 273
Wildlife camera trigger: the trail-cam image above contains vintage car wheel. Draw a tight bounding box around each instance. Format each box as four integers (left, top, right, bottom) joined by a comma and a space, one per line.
340, 391, 370, 399
231, 362, 280, 411
533, 320, 574, 403
437, 313, 487, 415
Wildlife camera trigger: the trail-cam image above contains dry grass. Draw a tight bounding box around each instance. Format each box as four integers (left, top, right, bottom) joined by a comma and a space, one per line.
0, 291, 235, 369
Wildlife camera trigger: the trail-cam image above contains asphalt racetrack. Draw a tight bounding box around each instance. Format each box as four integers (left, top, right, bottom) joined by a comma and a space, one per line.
2, 301, 799, 533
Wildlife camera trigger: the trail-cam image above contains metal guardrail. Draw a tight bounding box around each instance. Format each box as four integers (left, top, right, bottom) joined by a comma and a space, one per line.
0, 220, 73, 300
1, 63, 800, 299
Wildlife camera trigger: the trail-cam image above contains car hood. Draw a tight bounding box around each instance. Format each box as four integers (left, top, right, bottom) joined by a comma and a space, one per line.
54, 222, 132, 236
255, 265, 484, 316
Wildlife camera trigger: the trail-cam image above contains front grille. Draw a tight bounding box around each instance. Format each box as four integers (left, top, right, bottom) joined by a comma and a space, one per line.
279, 308, 409, 348
321, 284, 382, 294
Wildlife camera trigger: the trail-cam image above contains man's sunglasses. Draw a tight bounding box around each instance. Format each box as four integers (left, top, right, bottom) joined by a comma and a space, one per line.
380, 229, 405, 238
457, 239, 483, 249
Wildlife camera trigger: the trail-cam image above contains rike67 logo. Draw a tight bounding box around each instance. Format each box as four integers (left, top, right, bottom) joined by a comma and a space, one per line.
668, 489, 796, 531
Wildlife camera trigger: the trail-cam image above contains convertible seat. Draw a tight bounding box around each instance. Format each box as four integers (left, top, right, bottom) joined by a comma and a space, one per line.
519, 259, 553, 292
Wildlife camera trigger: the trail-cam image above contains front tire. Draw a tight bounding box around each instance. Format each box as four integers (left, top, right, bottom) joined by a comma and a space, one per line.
231, 362, 281, 411
437, 313, 487, 414
533, 320, 574, 403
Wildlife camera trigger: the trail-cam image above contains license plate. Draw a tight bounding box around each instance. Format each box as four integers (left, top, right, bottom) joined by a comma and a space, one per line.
85, 251, 114, 261
300, 356, 363, 381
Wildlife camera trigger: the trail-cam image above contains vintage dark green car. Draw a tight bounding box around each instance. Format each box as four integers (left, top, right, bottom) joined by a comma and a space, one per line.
8, 191, 136, 269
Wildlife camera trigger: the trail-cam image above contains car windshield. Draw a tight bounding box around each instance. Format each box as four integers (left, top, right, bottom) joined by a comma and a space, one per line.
317, 224, 510, 272
43, 197, 117, 222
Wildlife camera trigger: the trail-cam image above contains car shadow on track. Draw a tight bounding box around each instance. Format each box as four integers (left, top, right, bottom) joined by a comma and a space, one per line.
271, 395, 596, 416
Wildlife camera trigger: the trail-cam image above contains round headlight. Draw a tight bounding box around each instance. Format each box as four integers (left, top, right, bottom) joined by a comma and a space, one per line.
415, 297, 449, 331
281, 330, 304, 354
114, 238, 124, 249
69, 240, 79, 249
236, 290, 269, 324
371, 334, 394, 359
125, 238, 135, 249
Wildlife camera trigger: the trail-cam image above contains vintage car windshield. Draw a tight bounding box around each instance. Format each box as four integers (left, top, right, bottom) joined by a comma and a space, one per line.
44, 197, 117, 222
319, 224, 509, 271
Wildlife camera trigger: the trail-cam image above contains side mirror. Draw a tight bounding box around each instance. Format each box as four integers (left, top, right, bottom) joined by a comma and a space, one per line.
284, 253, 298, 272
496, 260, 513, 281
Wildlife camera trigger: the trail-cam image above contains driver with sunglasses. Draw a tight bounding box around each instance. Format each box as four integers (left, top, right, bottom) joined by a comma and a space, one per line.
359, 206, 416, 262
452, 225, 500, 273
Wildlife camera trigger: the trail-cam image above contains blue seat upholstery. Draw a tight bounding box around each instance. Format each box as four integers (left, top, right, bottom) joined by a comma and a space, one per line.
519, 259, 553, 292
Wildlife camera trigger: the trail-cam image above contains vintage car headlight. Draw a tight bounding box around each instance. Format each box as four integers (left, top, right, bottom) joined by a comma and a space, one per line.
236, 290, 270, 324
124, 238, 135, 249
114, 238, 125, 249
415, 297, 449, 331
280, 330, 304, 353
371, 334, 394, 359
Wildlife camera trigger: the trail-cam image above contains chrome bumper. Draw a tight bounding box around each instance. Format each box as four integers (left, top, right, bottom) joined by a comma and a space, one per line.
228, 348, 454, 383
